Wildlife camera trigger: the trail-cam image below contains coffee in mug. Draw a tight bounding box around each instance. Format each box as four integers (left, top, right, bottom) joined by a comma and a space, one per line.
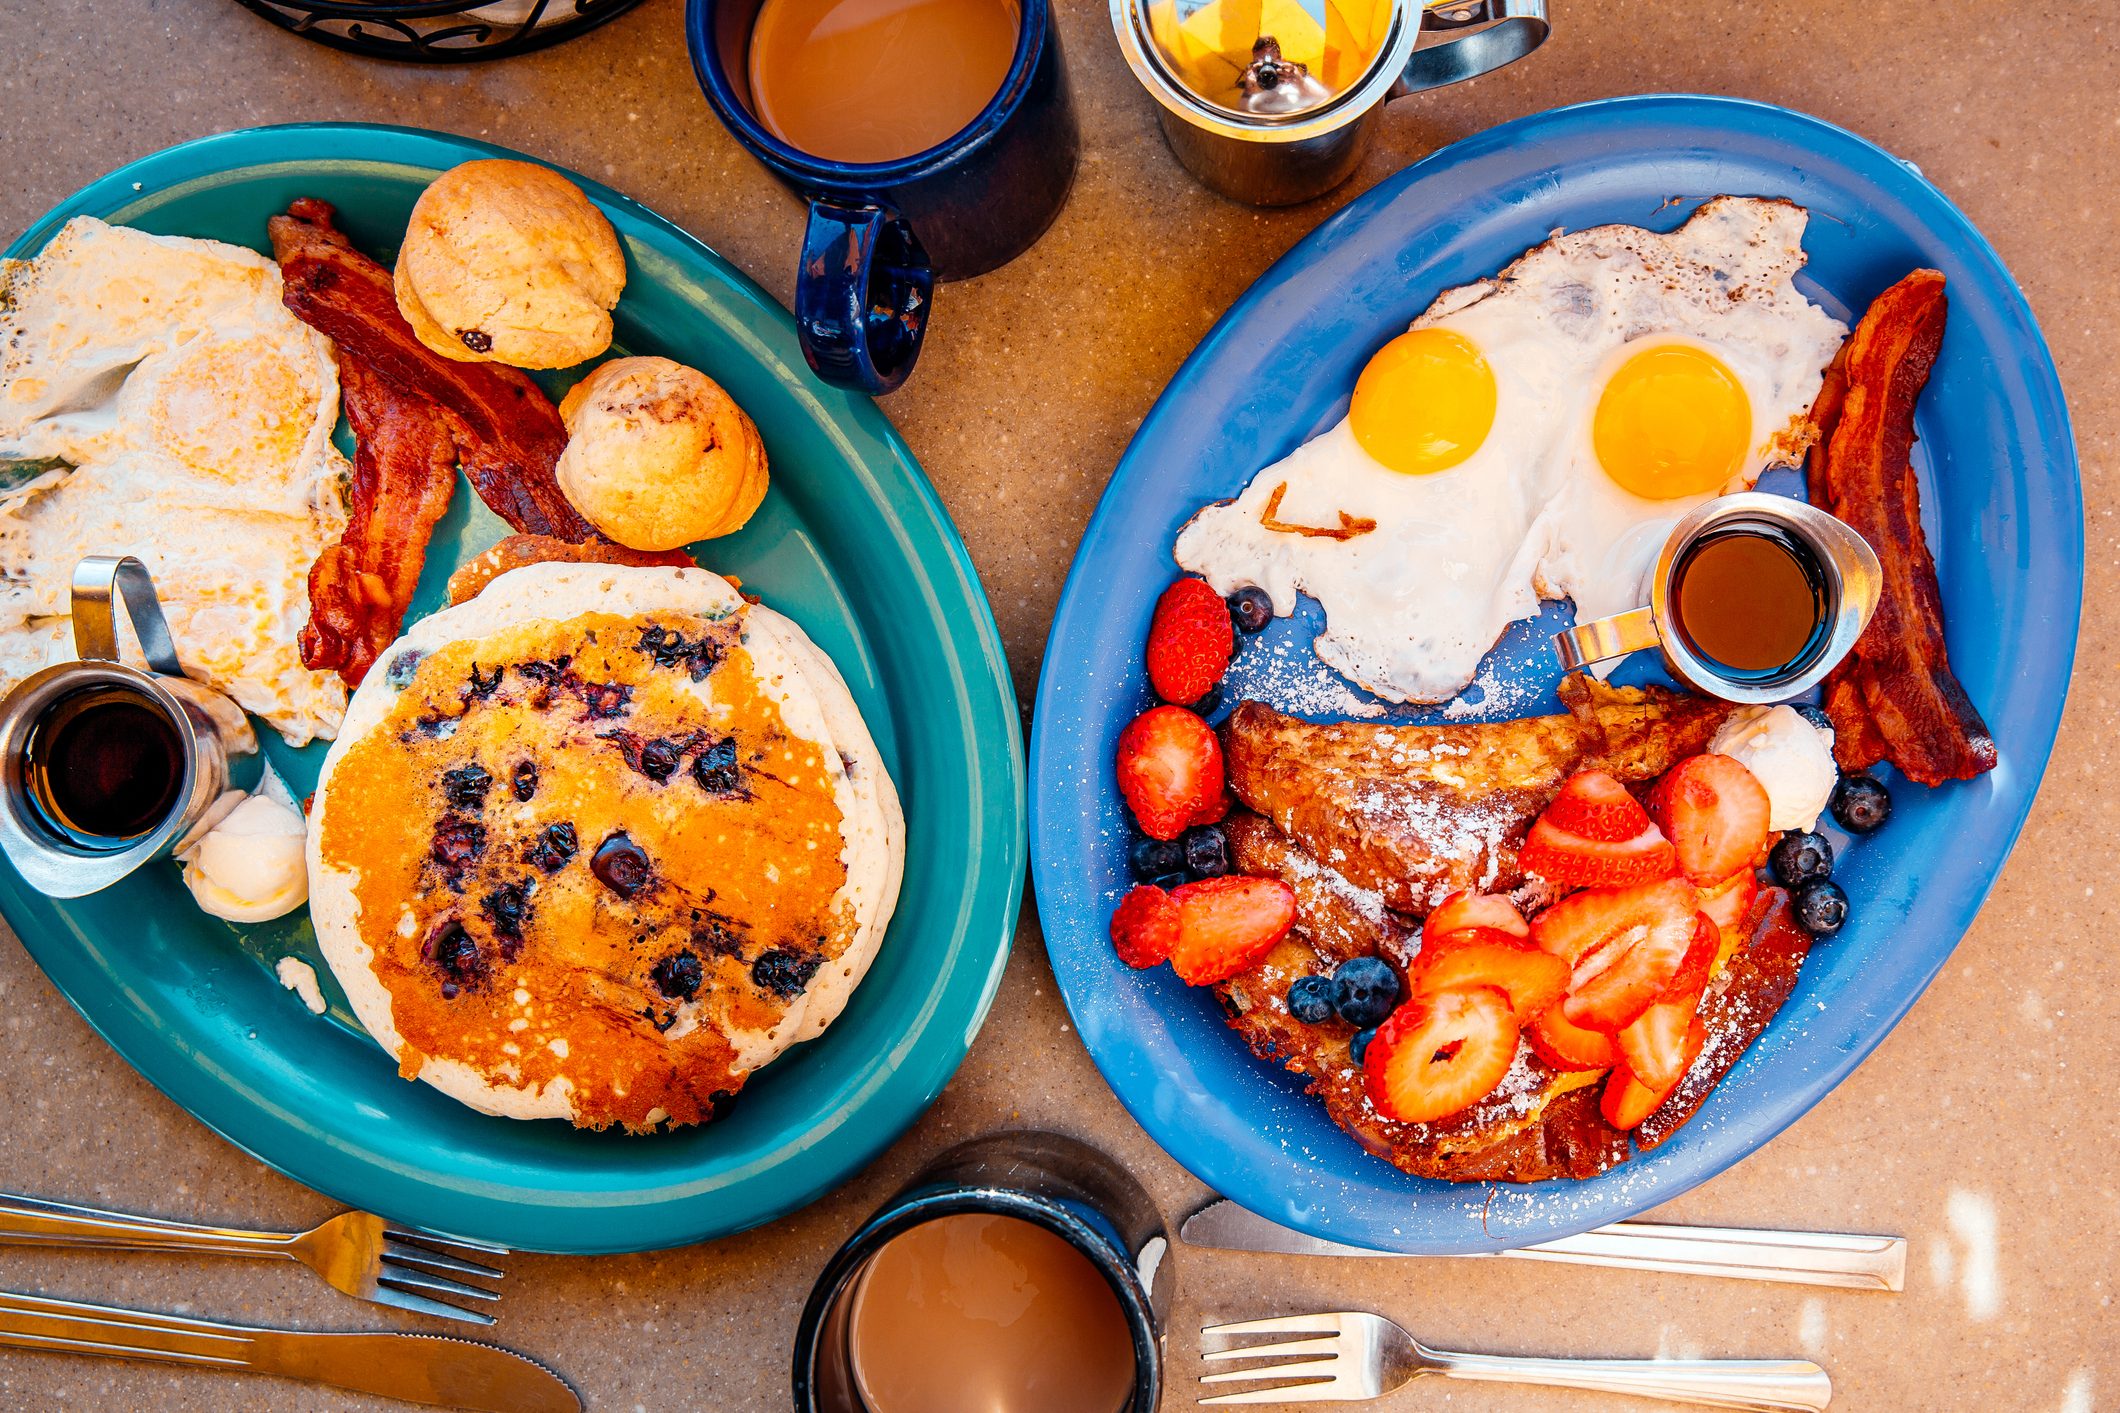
844, 1211, 1135, 1413
748, 0, 1022, 164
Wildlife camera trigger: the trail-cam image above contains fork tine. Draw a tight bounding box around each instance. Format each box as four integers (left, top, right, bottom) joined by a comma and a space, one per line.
382, 1226, 509, 1258
382, 1237, 507, 1282
1201, 1336, 1340, 1362
1202, 1315, 1340, 1339
380, 1264, 504, 1303
366, 1282, 498, 1327
1202, 1358, 1343, 1385
1200, 1378, 1346, 1405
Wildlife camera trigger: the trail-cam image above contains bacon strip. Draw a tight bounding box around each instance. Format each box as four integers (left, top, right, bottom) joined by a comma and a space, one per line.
272, 198, 689, 686
1808, 270, 1997, 786
268, 197, 595, 542
298, 355, 458, 686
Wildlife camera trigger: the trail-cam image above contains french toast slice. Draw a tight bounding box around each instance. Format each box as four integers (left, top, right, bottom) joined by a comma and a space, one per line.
1224, 676, 1734, 913
1215, 803, 1812, 1183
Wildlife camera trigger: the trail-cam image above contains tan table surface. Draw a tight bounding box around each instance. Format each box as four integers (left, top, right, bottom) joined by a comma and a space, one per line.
0, 1, 2113, 1408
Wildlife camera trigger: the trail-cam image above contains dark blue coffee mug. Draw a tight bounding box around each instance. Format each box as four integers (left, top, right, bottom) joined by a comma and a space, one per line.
686, 0, 1078, 394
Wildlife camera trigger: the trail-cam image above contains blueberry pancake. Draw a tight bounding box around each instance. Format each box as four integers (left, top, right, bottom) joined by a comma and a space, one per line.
307, 563, 902, 1131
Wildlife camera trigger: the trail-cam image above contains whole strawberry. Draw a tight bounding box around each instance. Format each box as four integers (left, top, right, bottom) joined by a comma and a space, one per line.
1146, 578, 1233, 705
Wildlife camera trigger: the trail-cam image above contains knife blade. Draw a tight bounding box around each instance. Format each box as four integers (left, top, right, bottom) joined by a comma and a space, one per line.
0, 1289, 580, 1411
1181, 1198, 1905, 1291
251, 1331, 581, 1412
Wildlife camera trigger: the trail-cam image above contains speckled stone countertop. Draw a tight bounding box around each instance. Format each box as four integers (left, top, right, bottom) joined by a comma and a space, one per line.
0, 1, 2112, 1408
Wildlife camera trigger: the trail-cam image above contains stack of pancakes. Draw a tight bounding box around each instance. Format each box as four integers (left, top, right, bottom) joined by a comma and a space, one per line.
308, 563, 902, 1132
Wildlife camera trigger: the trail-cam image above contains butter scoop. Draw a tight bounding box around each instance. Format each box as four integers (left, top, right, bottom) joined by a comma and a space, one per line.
1710, 704, 1837, 833
179, 766, 307, 923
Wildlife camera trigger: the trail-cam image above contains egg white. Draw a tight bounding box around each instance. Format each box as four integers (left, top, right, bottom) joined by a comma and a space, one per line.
0, 217, 350, 744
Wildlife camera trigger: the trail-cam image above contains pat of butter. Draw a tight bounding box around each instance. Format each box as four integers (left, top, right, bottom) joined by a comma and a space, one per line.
179, 768, 308, 923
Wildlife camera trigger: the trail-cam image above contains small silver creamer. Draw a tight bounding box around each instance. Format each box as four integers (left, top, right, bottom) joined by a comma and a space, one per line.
0, 556, 255, 898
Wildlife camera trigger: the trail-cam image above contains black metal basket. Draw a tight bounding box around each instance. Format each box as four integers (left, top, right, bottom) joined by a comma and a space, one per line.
231, 0, 649, 62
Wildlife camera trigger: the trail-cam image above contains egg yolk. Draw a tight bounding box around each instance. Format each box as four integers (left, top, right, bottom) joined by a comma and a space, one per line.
1593, 343, 1753, 500
1349, 328, 1497, 475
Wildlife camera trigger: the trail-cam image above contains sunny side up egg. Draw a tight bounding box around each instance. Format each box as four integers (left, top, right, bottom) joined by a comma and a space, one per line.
0, 218, 350, 745
1175, 196, 1850, 705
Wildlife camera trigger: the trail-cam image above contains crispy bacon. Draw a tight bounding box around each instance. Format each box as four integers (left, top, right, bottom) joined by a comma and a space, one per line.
299, 355, 458, 686
267, 197, 595, 542
1808, 270, 1997, 786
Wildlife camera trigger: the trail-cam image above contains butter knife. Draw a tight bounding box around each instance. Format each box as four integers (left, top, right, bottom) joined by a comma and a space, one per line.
0, 1289, 578, 1411
1182, 1200, 1905, 1292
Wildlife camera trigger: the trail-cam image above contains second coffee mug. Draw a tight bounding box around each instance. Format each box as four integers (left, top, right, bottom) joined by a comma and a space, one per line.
687, 0, 1079, 394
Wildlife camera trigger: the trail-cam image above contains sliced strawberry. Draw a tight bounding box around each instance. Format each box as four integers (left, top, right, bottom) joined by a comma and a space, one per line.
1421, 889, 1529, 944
1699, 867, 1760, 935
1168, 875, 1296, 985
1115, 705, 1228, 841
1518, 775, 1677, 890
1529, 1002, 1621, 1071
1542, 770, 1656, 843
1363, 985, 1519, 1124
1663, 913, 1721, 1001
1531, 875, 1700, 1034
1617, 987, 1706, 1090
1145, 578, 1234, 705
1409, 928, 1568, 1022
1109, 885, 1178, 970
1649, 754, 1772, 887
1601, 1016, 1707, 1130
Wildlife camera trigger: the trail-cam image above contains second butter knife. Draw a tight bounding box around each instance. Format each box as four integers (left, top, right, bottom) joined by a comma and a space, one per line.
0, 1288, 579, 1411
1183, 1199, 1905, 1292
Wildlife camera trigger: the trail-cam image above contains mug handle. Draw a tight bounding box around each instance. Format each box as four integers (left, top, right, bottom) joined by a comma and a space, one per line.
71, 555, 181, 676
1396, 0, 1550, 94
794, 198, 935, 396
1554, 606, 1660, 671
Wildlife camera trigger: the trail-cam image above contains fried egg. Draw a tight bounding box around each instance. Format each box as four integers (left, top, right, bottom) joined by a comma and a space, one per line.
1176, 197, 1848, 705
0, 217, 349, 743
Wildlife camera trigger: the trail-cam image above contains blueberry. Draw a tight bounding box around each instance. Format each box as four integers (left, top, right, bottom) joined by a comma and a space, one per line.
441, 763, 492, 809
651, 950, 704, 1000
1793, 703, 1835, 734
1182, 824, 1230, 879
1287, 974, 1338, 1024
1769, 830, 1833, 887
1793, 879, 1849, 936
590, 831, 652, 897
1331, 955, 1400, 1029
1830, 772, 1892, 834
1128, 836, 1185, 884
1191, 686, 1226, 720
1348, 1027, 1378, 1067
1227, 586, 1274, 634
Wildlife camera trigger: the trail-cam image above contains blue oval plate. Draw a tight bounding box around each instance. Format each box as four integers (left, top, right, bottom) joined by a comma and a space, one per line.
1030, 95, 2081, 1253
0, 124, 1025, 1253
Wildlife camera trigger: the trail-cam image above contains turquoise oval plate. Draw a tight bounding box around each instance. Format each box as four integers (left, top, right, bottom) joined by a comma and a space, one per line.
0, 124, 1025, 1253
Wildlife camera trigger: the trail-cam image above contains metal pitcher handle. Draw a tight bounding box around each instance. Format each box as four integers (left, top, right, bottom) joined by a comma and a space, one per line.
1397, 0, 1549, 94
1554, 606, 1661, 672
70, 556, 181, 676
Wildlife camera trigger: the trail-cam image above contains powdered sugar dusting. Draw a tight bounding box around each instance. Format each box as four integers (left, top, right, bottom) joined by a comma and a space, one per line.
1223, 634, 1387, 719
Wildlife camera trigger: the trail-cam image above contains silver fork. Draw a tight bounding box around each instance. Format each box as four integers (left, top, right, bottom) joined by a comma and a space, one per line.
0, 1193, 505, 1325
1202, 1312, 1832, 1409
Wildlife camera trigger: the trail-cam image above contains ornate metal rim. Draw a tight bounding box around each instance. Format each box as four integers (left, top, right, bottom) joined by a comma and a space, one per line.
229, 0, 650, 62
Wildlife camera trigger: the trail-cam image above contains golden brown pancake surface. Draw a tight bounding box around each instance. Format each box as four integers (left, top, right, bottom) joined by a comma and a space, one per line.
318, 609, 851, 1131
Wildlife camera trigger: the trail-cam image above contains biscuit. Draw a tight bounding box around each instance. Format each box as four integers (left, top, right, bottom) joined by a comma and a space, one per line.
555, 356, 769, 551
394, 159, 625, 369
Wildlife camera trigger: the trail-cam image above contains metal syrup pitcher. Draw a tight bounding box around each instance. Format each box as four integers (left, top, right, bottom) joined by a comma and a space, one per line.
0, 556, 255, 898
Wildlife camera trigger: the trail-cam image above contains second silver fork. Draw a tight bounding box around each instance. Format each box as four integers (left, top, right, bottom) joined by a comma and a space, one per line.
0, 1192, 505, 1325
1203, 1311, 1832, 1410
